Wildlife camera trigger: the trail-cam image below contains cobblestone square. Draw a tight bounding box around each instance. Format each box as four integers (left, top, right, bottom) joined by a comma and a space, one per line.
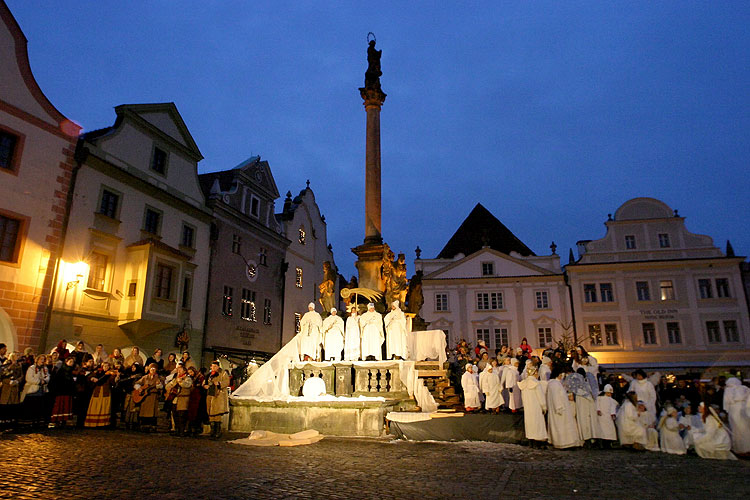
1, 429, 748, 500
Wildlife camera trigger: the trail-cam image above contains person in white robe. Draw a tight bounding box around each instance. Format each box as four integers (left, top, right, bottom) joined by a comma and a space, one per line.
538, 356, 552, 382
344, 307, 361, 361
658, 407, 687, 455
616, 391, 647, 449
501, 358, 522, 412
567, 369, 597, 444
499, 358, 512, 408
384, 301, 409, 360
461, 364, 480, 411
546, 368, 581, 449
321, 308, 345, 361
479, 361, 504, 413
638, 401, 660, 451
517, 366, 548, 445
693, 403, 737, 460
595, 384, 618, 445
572, 348, 598, 376
723, 377, 750, 455
359, 303, 384, 361
679, 404, 702, 450
298, 303, 323, 361
628, 369, 657, 417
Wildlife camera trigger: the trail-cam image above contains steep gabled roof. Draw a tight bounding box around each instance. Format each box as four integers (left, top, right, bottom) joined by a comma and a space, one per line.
437, 203, 534, 258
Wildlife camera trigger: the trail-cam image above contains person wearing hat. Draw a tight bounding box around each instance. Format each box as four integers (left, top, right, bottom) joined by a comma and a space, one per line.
298, 303, 323, 361
203, 360, 230, 440
321, 308, 345, 361
595, 384, 619, 447
134, 363, 163, 433
384, 300, 408, 360
539, 356, 552, 382
658, 406, 687, 455
461, 364, 480, 412
517, 365, 547, 446
501, 357, 522, 412
546, 366, 581, 449
359, 303, 384, 361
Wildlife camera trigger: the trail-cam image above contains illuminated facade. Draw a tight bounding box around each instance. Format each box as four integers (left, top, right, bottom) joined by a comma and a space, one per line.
48, 103, 211, 356
416, 204, 573, 352
567, 197, 750, 369
199, 157, 290, 364
276, 185, 338, 345
0, 3, 80, 352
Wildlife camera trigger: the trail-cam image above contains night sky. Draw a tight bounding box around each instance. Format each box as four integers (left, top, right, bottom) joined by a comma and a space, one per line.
7, 1, 749, 278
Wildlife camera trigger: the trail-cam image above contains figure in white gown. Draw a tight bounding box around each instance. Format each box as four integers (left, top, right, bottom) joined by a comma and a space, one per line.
595, 384, 618, 443
384, 301, 409, 360
637, 401, 660, 451
723, 377, 750, 455
461, 364, 480, 411
501, 358, 522, 411
359, 303, 384, 360
344, 307, 361, 361
693, 403, 737, 460
298, 303, 322, 361
628, 370, 657, 417
679, 405, 703, 450
658, 407, 687, 455
517, 366, 548, 443
321, 308, 345, 361
616, 392, 647, 448
479, 362, 504, 412
546, 371, 581, 449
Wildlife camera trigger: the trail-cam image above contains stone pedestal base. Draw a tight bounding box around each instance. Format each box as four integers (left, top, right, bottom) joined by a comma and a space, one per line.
351, 242, 387, 293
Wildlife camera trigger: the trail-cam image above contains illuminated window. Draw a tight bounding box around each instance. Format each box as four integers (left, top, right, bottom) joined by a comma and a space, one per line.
86, 252, 108, 290
222, 286, 233, 316
295, 267, 303, 288
660, 280, 675, 301
298, 227, 306, 245
588, 324, 602, 345
241, 289, 256, 322
263, 299, 271, 325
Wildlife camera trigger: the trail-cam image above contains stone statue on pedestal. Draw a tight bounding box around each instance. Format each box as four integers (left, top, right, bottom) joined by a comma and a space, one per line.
406, 270, 424, 315
318, 261, 336, 316
365, 39, 382, 90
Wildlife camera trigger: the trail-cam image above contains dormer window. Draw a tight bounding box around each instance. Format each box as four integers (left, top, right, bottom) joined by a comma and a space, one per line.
658, 233, 671, 248
625, 235, 636, 249
298, 227, 306, 245
249, 194, 260, 218
150, 146, 167, 175
481, 261, 494, 276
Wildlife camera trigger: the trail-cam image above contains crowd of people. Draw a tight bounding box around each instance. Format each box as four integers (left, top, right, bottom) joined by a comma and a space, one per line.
0, 340, 231, 439
450, 338, 749, 460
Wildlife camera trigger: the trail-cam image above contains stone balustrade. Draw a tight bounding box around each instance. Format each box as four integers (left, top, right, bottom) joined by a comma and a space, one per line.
288, 362, 408, 399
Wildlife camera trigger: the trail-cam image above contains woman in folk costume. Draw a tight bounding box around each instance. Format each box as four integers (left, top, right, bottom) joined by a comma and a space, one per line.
134, 363, 163, 432
20, 354, 50, 428
321, 308, 345, 361
693, 402, 736, 460
298, 303, 323, 361
461, 364, 481, 412
679, 404, 702, 450
479, 361, 504, 413
49, 356, 76, 426
164, 364, 193, 437
658, 406, 687, 455
546, 367, 581, 449
517, 365, 548, 446
501, 357, 522, 412
723, 377, 750, 455
344, 306, 361, 361
628, 369, 657, 417
616, 391, 647, 449
0, 352, 23, 427
204, 360, 230, 439
359, 303, 385, 361
595, 384, 619, 447
186, 366, 207, 437
384, 301, 409, 360
565, 368, 597, 444
637, 400, 660, 451
85, 362, 118, 428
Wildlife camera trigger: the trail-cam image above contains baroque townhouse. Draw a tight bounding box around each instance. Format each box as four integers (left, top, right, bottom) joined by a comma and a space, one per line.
48, 103, 211, 357
566, 197, 750, 370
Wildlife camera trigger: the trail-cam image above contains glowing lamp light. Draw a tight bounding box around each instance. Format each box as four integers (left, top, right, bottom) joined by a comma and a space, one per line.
64, 260, 89, 290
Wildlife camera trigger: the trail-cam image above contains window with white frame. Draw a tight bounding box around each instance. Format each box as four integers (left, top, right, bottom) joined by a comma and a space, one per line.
625, 235, 636, 249
666, 322, 681, 344
660, 280, 675, 301
642, 323, 656, 345
476, 291, 503, 310
658, 233, 671, 248
599, 283, 614, 302
435, 293, 449, 311
604, 324, 619, 345
698, 279, 713, 299
481, 261, 494, 276
636, 281, 651, 301
583, 284, 597, 303
716, 278, 730, 298
706, 321, 721, 343
724, 320, 739, 342
494, 327, 509, 348
249, 194, 260, 218
588, 324, 602, 345
535, 290, 549, 309
476, 328, 490, 346
86, 252, 108, 290
538, 327, 553, 347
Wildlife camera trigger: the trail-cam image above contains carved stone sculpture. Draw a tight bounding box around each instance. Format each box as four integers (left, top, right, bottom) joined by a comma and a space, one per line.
318, 261, 336, 315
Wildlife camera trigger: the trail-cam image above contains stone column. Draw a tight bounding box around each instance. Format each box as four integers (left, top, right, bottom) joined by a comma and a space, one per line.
360, 87, 386, 245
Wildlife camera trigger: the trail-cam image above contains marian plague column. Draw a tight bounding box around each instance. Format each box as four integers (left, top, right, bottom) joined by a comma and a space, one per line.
352, 36, 388, 293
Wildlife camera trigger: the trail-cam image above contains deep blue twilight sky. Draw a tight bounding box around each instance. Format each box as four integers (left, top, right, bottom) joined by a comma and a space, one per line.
7, 1, 750, 278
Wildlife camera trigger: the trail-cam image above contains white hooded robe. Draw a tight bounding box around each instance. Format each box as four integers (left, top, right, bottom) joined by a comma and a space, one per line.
595, 394, 618, 441
518, 375, 548, 441
461, 368, 481, 409
546, 378, 581, 449
479, 365, 504, 410
344, 314, 361, 361
359, 310, 384, 360
298, 310, 322, 360
723, 377, 750, 454
501, 363, 522, 410
384, 307, 409, 360
321, 314, 345, 361
658, 415, 687, 455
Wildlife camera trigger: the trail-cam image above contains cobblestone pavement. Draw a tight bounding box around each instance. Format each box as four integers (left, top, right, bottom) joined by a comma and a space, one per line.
0, 429, 748, 500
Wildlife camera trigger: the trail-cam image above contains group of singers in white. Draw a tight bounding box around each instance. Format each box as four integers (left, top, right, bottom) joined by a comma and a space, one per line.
462, 355, 749, 460
296, 301, 409, 362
